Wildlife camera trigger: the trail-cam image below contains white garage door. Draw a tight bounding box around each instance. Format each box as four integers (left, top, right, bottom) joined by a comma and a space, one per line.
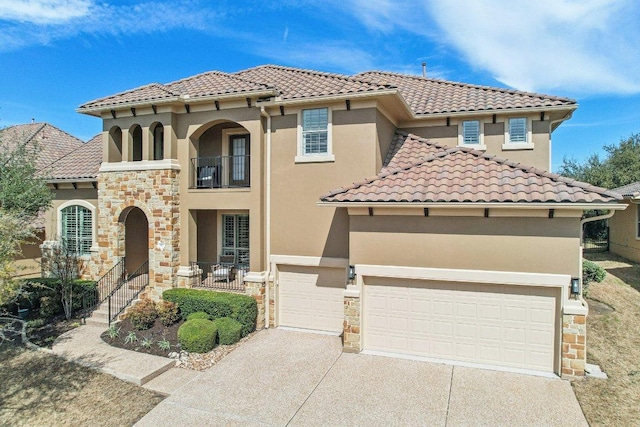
364, 277, 558, 372
278, 265, 345, 333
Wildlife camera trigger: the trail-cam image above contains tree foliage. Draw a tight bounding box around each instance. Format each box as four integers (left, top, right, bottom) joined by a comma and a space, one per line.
0, 127, 53, 303
558, 133, 640, 189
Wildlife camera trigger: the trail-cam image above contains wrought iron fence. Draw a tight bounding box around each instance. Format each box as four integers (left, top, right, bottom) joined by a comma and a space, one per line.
189, 261, 248, 292
191, 155, 250, 189
583, 224, 609, 253
108, 260, 149, 323
82, 257, 126, 316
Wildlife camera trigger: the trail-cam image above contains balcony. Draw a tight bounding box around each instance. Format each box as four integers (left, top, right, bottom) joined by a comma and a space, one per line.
191, 155, 250, 189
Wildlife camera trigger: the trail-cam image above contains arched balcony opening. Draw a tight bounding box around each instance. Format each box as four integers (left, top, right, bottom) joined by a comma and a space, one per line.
130, 125, 143, 162
189, 121, 250, 189
108, 126, 122, 162
151, 122, 164, 161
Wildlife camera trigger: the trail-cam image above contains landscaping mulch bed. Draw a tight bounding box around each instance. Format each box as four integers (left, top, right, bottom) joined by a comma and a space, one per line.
27, 317, 81, 348
100, 317, 181, 357
100, 317, 256, 370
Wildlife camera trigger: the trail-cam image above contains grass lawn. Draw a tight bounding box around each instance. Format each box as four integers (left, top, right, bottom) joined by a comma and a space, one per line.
572, 252, 640, 426
0, 344, 164, 426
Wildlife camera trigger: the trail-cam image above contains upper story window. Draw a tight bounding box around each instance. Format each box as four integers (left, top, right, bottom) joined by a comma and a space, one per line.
462, 121, 480, 144
509, 118, 527, 143
60, 204, 93, 255
296, 107, 334, 163
503, 117, 534, 150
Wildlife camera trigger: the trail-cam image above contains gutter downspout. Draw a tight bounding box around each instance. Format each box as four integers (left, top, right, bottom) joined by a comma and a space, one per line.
580, 210, 615, 243
260, 106, 271, 328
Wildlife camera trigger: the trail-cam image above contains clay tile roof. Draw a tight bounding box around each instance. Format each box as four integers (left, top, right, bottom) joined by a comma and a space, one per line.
353, 71, 576, 115
321, 133, 620, 204
234, 65, 392, 100
78, 72, 274, 110
0, 123, 84, 172
611, 181, 640, 198
47, 133, 102, 181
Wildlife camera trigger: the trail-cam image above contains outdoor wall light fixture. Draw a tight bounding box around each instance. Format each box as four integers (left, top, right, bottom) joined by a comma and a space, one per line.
570, 277, 580, 296
348, 265, 356, 281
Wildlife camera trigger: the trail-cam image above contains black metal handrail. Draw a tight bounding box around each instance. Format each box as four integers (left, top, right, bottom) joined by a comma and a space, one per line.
82, 257, 126, 316
191, 155, 250, 189
189, 261, 248, 292
108, 260, 149, 323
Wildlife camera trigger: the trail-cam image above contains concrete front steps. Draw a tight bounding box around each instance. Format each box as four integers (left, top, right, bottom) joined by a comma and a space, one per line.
85, 281, 146, 327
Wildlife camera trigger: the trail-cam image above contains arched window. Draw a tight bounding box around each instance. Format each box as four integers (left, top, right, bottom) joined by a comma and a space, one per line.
152, 123, 164, 160
60, 205, 93, 255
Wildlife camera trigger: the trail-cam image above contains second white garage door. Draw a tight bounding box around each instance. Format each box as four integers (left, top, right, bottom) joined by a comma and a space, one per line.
278, 265, 345, 333
364, 277, 558, 372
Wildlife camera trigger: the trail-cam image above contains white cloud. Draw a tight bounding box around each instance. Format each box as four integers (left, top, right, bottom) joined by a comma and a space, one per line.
0, 1, 220, 51
0, 0, 91, 24
340, 0, 640, 95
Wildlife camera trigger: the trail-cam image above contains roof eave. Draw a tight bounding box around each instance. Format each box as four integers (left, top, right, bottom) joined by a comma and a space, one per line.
47, 177, 97, 184
317, 201, 625, 210
411, 103, 577, 119
77, 89, 279, 116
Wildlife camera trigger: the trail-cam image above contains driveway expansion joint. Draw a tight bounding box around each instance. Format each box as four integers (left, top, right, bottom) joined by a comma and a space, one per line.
285, 351, 344, 426
444, 366, 454, 427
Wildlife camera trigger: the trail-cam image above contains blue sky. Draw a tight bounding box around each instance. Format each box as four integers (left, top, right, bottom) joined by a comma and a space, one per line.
0, 0, 639, 172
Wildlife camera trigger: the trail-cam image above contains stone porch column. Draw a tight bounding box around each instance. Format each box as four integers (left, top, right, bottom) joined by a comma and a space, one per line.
562, 300, 588, 378
243, 271, 266, 330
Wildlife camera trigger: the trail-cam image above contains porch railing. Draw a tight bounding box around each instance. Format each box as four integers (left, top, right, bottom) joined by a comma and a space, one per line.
189, 261, 248, 292
82, 257, 126, 315
108, 260, 149, 323
191, 155, 250, 189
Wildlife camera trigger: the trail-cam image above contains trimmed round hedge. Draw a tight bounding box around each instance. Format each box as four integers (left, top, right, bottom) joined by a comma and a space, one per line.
177, 319, 217, 353
214, 317, 243, 345
163, 288, 257, 337
187, 311, 211, 321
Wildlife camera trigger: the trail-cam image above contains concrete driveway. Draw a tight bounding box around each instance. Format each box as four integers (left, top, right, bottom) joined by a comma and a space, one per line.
136, 329, 587, 426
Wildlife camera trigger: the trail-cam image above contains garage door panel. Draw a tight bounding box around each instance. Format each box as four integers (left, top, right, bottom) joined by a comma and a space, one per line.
364, 279, 558, 372
278, 266, 344, 333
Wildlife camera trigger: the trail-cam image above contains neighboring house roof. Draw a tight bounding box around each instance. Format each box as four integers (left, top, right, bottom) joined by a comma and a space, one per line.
322, 132, 621, 205
234, 65, 392, 101
48, 133, 102, 181
354, 71, 577, 115
0, 123, 84, 172
612, 181, 640, 198
78, 71, 277, 111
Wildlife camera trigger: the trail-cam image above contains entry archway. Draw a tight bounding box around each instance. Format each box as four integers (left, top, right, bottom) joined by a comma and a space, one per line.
121, 206, 149, 275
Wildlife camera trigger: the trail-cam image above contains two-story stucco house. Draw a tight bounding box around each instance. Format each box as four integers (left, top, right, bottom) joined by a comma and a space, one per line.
48, 65, 623, 379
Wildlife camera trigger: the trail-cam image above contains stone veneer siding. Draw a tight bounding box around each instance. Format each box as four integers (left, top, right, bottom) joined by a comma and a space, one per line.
90, 168, 180, 300
244, 280, 265, 330
562, 313, 587, 377
343, 296, 361, 352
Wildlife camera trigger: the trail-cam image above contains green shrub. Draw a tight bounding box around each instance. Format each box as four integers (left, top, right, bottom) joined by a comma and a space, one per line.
186, 311, 211, 321
213, 317, 242, 345
583, 260, 606, 298
178, 319, 217, 353
126, 299, 158, 330
157, 300, 180, 326
39, 296, 61, 319
163, 289, 257, 336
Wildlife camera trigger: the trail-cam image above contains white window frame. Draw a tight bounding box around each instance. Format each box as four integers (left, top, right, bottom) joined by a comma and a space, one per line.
57, 200, 97, 257
503, 116, 534, 150
458, 119, 486, 149
217, 211, 250, 266
296, 107, 334, 163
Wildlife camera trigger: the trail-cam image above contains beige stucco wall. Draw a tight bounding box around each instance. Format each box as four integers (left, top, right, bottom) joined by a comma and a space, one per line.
610, 200, 640, 262
401, 116, 552, 171
45, 187, 99, 240
270, 106, 380, 258
350, 215, 581, 277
